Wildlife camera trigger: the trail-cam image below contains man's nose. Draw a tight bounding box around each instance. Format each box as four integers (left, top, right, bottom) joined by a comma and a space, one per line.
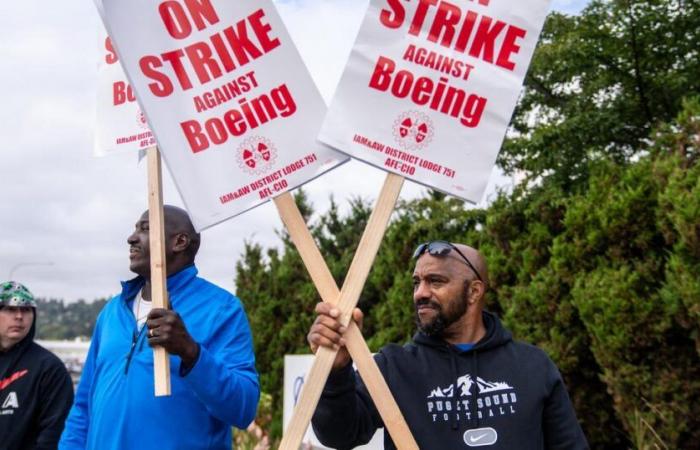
127, 231, 138, 244
413, 281, 431, 300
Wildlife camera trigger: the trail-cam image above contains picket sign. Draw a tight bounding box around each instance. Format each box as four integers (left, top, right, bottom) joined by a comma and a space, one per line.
273, 173, 418, 450
96, 0, 348, 399
94, 32, 155, 156
99, 0, 347, 232
146, 146, 171, 397
318, 0, 552, 202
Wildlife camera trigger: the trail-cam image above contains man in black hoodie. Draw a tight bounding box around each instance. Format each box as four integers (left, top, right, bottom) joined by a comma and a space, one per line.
309, 241, 588, 449
0, 281, 74, 450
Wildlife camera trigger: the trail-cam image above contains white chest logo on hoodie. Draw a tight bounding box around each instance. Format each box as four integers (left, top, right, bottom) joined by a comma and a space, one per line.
426, 373, 518, 424
2, 392, 19, 410
428, 374, 513, 398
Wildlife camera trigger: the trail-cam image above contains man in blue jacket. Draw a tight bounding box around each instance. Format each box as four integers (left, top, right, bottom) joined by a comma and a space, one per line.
308, 241, 588, 449
60, 205, 259, 450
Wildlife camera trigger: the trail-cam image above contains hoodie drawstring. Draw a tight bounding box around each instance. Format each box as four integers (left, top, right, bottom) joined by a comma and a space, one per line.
449, 346, 459, 430
472, 351, 479, 429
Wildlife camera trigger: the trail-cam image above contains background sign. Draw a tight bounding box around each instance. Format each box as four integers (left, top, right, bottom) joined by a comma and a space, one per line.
94, 33, 155, 156
100, 0, 347, 230
284, 355, 383, 450
319, 0, 551, 202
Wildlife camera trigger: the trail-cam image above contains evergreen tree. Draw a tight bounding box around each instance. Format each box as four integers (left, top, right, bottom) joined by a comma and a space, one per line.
501, 0, 700, 189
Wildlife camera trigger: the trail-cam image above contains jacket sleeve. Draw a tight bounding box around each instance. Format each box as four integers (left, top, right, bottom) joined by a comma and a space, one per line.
542, 359, 589, 450
311, 354, 384, 449
58, 316, 102, 450
34, 357, 74, 450
179, 298, 259, 428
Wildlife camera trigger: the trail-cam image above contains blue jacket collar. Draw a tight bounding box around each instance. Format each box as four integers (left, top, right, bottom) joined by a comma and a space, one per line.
120, 265, 198, 301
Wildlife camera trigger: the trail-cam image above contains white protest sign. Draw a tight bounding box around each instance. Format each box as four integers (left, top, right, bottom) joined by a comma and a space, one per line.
284, 355, 383, 450
319, 0, 551, 202
100, 0, 348, 230
94, 33, 156, 156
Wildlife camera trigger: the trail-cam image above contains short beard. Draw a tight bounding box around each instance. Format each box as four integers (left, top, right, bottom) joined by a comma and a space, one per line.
414, 282, 469, 338
415, 309, 449, 337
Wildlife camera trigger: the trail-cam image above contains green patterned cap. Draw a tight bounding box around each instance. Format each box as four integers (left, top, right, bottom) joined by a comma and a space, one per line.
0, 281, 37, 308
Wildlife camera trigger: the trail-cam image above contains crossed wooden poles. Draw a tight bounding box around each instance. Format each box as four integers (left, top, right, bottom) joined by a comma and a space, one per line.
274, 173, 418, 450
145, 146, 417, 447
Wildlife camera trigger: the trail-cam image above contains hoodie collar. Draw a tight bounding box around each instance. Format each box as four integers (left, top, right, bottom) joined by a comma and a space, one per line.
412, 310, 512, 353
120, 265, 198, 303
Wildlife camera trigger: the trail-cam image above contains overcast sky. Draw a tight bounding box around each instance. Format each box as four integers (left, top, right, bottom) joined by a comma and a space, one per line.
0, 0, 589, 302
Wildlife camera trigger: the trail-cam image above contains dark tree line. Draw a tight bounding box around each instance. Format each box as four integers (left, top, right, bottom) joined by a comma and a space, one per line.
34, 298, 107, 340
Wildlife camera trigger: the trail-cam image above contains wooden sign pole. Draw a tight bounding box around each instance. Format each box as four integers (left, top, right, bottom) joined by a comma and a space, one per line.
146, 146, 171, 397
275, 173, 417, 450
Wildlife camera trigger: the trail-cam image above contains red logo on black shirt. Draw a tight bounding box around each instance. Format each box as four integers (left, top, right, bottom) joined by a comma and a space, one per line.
0, 370, 28, 391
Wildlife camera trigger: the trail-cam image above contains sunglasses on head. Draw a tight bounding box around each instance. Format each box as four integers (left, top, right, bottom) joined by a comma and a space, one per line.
413, 240, 483, 283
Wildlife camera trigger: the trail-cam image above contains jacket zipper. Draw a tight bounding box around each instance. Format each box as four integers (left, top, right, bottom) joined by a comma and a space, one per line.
125, 326, 146, 375
124, 293, 145, 375
124, 331, 136, 375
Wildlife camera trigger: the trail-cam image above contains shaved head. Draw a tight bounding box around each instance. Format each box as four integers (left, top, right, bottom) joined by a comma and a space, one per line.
162, 205, 200, 260
450, 244, 489, 287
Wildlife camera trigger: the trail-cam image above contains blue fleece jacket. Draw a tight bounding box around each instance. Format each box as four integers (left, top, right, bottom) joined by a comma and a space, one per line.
59, 266, 259, 450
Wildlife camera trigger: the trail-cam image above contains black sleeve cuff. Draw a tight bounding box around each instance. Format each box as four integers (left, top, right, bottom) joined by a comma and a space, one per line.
322, 363, 356, 397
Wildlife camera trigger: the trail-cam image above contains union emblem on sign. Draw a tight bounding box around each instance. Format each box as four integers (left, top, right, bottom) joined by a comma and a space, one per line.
236, 136, 277, 175
393, 111, 434, 152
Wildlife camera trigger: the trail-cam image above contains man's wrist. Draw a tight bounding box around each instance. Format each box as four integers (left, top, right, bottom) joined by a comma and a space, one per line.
180, 341, 200, 370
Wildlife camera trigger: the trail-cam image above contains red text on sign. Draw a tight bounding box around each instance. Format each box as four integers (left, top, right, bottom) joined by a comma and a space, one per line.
181, 83, 297, 153
105, 37, 118, 64
369, 56, 487, 128
113, 82, 137, 105
379, 0, 526, 71
193, 71, 258, 112
141, 8, 280, 97
158, 0, 220, 39
402, 44, 474, 80
385, 157, 416, 175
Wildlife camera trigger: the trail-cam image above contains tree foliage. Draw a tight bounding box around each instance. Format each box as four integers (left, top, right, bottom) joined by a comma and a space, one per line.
34, 298, 107, 340
501, 0, 700, 189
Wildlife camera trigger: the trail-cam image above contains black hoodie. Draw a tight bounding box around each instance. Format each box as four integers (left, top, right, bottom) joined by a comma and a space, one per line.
0, 309, 74, 450
312, 311, 588, 449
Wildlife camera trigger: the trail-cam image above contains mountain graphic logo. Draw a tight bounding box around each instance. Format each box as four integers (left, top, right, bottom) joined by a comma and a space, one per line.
427, 374, 513, 398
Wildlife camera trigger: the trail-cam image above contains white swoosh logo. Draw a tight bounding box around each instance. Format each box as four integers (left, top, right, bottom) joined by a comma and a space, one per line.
464, 427, 498, 446
469, 433, 489, 443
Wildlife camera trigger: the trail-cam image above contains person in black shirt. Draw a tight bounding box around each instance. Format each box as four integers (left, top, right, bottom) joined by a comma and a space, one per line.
0, 281, 73, 450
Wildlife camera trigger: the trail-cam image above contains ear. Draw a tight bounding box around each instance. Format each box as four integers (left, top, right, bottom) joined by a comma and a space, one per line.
171, 232, 191, 254
467, 280, 485, 305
